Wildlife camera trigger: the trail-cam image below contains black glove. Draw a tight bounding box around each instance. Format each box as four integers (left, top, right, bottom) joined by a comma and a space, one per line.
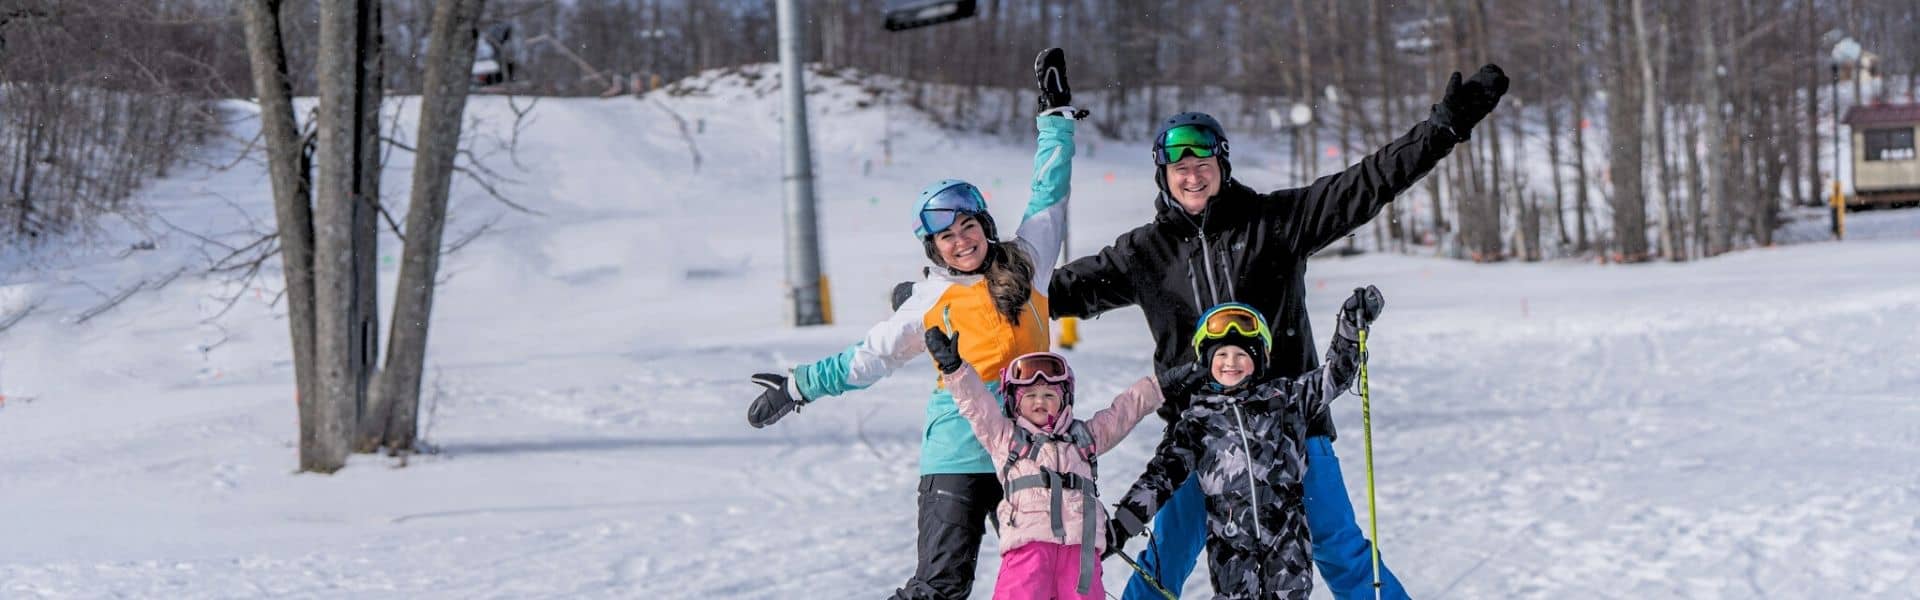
1102, 521, 1126, 559
924, 327, 965, 374
889, 280, 916, 312
1158, 362, 1209, 400
747, 372, 808, 428
1336, 285, 1386, 342
1034, 47, 1089, 119
1429, 64, 1509, 140
1103, 510, 1146, 559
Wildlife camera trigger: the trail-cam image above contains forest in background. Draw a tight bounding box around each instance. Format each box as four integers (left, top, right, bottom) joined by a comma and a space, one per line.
4, 0, 1918, 262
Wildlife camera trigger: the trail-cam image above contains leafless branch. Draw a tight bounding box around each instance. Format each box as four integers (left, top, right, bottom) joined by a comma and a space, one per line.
381, 136, 544, 216
73, 269, 178, 325
441, 215, 501, 256
378, 203, 408, 243
505, 94, 539, 170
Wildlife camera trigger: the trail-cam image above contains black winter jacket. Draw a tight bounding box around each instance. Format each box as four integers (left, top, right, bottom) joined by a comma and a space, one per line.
1112, 330, 1364, 599
1048, 119, 1459, 432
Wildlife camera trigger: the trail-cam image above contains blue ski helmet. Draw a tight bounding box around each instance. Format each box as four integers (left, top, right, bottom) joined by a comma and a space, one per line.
913, 179, 997, 239
913, 179, 1000, 271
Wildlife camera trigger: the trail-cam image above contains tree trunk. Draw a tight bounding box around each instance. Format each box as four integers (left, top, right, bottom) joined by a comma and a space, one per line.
1368, 0, 1405, 252
1569, 0, 1594, 253
369, 0, 487, 454
1474, 0, 1503, 262
1608, 0, 1650, 262
1803, 0, 1821, 208
239, 0, 326, 472
350, 0, 386, 453
1293, 0, 1315, 183
1684, 103, 1705, 261
1422, 0, 1448, 251
1755, 94, 1785, 247
1521, 195, 1543, 261
1545, 98, 1570, 248
311, 0, 361, 472
1706, 10, 1734, 256
1631, 0, 1671, 261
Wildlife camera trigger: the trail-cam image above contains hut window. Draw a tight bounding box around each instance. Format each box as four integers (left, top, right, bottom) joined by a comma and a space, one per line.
1864, 128, 1915, 161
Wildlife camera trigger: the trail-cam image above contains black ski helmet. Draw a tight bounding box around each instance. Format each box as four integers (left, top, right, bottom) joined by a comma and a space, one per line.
1152, 111, 1233, 200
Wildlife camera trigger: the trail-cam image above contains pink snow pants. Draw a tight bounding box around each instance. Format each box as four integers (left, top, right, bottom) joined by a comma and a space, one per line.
992, 542, 1104, 599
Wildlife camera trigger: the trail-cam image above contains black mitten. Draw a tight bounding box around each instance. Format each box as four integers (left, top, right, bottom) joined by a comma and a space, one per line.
1158, 362, 1209, 400
889, 281, 916, 312
1103, 508, 1148, 559
1429, 64, 1509, 139
747, 372, 808, 428
1034, 47, 1089, 119
924, 327, 965, 374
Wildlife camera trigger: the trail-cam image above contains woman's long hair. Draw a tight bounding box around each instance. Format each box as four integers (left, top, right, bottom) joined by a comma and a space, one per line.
980, 241, 1035, 327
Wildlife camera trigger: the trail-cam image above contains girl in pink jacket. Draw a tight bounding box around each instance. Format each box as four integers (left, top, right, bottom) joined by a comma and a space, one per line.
924, 326, 1164, 599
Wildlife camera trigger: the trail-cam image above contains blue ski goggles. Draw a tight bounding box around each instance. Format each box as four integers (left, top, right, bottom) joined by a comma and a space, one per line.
914, 182, 989, 237
1153, 124, 1226, 165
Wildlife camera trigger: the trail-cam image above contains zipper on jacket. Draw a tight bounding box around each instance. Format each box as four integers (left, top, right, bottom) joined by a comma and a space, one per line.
1229, 403, 1265, 543
1216, 242, 1238, 300
1198, 234, 1223, 305
1186, 260, 1206, 309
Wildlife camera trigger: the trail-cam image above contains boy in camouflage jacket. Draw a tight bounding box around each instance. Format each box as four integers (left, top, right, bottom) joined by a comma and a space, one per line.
1107, 286, 1385, 600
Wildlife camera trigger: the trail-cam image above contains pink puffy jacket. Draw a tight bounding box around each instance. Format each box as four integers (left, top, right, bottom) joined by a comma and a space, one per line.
944, 365, 1164, 555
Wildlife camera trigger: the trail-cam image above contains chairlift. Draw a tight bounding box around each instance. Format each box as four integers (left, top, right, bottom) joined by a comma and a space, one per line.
472, 23, 517, 87
883, 0, 977, 31
1391, 16, 1449, 55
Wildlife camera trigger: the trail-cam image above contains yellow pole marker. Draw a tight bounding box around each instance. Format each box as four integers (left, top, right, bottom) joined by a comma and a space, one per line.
1058, 317, 1080, 350
818, 275, 834, 324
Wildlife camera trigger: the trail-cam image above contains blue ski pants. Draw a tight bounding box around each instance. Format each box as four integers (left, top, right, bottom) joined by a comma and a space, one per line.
1120, 436, 1409, 600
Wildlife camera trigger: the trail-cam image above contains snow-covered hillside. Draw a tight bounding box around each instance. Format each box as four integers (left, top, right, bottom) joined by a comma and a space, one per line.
2, 65, 1916, 598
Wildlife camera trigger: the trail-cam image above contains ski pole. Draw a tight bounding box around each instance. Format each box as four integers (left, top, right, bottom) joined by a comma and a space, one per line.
1114, 549, 1178, 600
1360, 327, 1382, 600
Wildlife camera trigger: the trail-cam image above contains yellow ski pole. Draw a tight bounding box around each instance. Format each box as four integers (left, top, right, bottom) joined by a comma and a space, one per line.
1360, 327, 1382, 600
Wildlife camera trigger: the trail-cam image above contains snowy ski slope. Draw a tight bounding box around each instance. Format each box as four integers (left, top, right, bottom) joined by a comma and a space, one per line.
2, 66, 1916, 598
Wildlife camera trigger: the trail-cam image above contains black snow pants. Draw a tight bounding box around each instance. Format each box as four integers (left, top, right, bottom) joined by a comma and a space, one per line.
891, 473, 1004, 600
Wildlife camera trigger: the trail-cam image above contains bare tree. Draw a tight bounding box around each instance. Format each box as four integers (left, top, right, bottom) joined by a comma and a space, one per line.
1630, 0, 1678, 261
364, 0, 487, 454
238, 0, 325, 471
349, 0, 385, 453
307, 0, 366, 473
1606, 0, 1650, 262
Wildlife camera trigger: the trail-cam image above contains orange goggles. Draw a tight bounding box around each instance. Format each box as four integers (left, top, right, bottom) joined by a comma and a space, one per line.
1190, 303, 1272, 359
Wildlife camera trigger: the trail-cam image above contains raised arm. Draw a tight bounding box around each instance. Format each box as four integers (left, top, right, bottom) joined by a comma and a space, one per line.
943, 363, 1014, 455
1277, 286, 1383, 424
1082, 375, 1166, 455
1013, 115, 1077, 293
1275, 65, 1508, 256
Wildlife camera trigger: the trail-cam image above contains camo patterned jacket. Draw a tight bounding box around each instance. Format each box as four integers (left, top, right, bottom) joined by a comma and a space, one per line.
1112, 332, 1362, 600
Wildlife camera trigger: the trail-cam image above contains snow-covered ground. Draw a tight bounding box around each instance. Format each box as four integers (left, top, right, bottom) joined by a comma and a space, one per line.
2, 66, 1917, 599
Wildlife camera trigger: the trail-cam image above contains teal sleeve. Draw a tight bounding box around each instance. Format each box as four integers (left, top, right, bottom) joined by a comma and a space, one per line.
792, 343, 871, 401
1024, 115, 1077, 220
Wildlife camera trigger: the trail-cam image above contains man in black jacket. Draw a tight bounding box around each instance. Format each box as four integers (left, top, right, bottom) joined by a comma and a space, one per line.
1051, 65, 1508, 599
